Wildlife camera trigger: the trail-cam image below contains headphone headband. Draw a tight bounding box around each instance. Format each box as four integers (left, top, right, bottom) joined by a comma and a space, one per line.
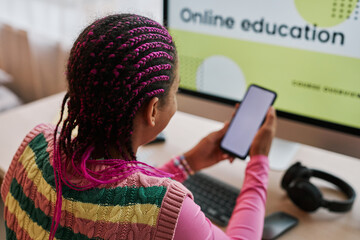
281, 162, 356, 212
312, 169, 356, 212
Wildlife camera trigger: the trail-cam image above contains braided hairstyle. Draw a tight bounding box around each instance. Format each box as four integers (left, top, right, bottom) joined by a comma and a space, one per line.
51, 14, 177, 239
59, 13, 176, 161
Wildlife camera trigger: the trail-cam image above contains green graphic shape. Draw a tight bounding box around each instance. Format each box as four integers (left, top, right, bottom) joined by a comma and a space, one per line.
294, 0, 357, 27
170, 29, 360, 129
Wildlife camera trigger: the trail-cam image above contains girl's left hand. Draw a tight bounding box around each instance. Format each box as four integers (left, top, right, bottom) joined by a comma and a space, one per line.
183, 122, 235, 172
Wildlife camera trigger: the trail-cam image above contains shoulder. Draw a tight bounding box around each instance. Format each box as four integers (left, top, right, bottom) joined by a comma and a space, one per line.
14, 123, 56, 151
116, 171, 192, 199
129, 172, 193, 198
29, 123, 56, 141
1, 123, 55, 201
11, 123, 55, 162
11, 123, 56, 176
20, 124, 57, 162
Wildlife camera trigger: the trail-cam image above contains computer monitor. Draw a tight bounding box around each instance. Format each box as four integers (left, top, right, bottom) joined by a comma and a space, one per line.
164, 0, 360, 169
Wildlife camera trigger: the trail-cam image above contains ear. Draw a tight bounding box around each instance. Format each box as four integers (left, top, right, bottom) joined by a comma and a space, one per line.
143, 97, 159, 127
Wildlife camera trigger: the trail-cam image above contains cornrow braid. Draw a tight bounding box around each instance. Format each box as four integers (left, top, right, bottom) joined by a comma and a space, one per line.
118, 33, 172, 51
135, 51, 173, 68
128, 26, 172, 38
51, 14, 177, 239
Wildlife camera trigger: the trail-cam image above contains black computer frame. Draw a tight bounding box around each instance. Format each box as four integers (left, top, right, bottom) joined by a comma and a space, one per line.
163, 0, 360, 159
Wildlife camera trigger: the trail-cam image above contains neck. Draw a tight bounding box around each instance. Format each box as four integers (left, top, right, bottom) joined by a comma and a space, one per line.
92, 144, 137, 160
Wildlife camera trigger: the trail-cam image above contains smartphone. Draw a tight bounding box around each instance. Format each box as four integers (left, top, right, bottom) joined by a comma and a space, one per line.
220, 84, 277, 159
262, 211, 299, 240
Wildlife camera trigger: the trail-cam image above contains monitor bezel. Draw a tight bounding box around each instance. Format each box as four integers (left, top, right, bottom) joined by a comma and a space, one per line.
163, 0, 360, 138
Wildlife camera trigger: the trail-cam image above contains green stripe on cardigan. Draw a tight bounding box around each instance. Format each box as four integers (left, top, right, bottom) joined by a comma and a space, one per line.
9, 178, 94, 240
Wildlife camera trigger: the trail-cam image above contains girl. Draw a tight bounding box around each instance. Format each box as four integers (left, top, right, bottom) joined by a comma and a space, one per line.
1, 14, 276, 240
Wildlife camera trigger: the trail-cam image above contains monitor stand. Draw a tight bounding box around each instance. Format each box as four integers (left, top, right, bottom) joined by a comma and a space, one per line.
268, 138, 299, 171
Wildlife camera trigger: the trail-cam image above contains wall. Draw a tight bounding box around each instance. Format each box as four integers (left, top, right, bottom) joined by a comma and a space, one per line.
0, 0, 163, 103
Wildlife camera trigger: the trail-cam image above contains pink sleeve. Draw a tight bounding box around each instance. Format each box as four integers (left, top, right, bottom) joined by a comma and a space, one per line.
226, 155, 269, 239
174, 155, 269, 240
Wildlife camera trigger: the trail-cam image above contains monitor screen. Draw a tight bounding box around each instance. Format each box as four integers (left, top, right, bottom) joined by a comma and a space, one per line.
164, 0, 360, 136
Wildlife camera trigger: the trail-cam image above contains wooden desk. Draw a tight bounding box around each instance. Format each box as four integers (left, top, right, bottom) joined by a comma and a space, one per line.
1, 93, 360, 239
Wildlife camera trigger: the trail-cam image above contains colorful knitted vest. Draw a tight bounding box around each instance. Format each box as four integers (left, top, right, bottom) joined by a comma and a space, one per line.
1, 124, 192, 240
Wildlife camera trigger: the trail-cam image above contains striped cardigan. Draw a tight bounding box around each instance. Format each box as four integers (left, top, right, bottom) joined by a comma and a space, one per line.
1, 124, 192, 240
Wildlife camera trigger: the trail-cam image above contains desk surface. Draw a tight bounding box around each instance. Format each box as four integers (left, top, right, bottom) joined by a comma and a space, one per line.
1, 93, 359, 239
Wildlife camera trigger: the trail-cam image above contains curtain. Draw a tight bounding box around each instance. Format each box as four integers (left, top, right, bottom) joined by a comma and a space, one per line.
0, 0, 162, 103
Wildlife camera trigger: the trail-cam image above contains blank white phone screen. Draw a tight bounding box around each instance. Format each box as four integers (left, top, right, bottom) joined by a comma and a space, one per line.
221, 86, 275, 158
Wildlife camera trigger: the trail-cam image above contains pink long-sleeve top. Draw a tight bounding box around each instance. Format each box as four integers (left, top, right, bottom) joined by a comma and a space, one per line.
158, 155, 269, 240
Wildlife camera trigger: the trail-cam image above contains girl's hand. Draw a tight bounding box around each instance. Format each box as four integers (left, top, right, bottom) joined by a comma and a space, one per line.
183, 103, 239, 172
183, 122, 235, 172
249, 106, 277, 157
183, 105, 276, 172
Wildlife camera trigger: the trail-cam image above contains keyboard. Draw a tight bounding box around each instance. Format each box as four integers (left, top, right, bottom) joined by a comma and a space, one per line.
183, 172, 240, 226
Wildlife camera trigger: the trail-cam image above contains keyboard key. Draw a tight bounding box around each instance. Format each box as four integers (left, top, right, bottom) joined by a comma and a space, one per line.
208, 207, 218, 214
220, 215, 230, 223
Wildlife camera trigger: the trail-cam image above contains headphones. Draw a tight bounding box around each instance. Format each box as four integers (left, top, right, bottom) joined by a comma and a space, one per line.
281, 162, 356, 212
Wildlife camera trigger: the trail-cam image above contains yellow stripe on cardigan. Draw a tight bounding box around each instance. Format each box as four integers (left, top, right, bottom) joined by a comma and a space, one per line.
17, 146, 161, 226
5, 193, 57, 240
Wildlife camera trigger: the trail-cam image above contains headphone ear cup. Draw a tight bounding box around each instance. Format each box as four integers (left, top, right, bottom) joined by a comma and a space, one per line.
281, 162, 310, 189
287, 179, 323, 212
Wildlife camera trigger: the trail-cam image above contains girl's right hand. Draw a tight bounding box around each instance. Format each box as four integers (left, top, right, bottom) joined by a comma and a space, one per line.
249, 106, 277, 157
